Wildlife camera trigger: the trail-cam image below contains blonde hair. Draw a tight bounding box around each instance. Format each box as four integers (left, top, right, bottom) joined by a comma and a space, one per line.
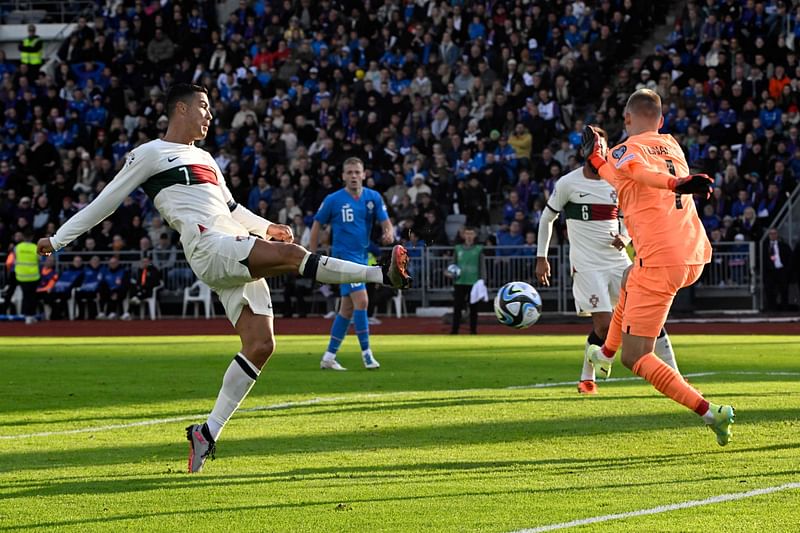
625, 88, 662, 120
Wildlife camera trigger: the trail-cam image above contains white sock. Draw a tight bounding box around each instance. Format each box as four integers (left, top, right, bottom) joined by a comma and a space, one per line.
580, 341, 596, 381
322, 351, 337, 361
654, 331, 679, 372
206, 353, 260, 441
701, 407, 716, 423
307, 254, 384, 284
362, 348, 373, 357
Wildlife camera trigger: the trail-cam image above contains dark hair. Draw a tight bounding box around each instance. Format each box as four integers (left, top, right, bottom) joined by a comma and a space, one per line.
593, 126, 610, 143
166, 84, 207, 117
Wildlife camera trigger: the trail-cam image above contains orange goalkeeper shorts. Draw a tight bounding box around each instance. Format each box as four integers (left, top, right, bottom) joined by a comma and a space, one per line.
621, 263, 704, 338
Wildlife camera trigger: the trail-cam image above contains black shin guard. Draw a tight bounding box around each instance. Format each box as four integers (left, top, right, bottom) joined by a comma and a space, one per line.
588, 329, 605, 346
301, 252, 322, 280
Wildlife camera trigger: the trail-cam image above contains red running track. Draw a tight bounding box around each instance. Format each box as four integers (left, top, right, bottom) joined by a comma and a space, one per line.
1, 317, 799, 336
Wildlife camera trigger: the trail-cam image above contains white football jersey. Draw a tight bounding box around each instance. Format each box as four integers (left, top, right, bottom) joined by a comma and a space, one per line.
51, 139, 268, 259
541, 167, 631, 273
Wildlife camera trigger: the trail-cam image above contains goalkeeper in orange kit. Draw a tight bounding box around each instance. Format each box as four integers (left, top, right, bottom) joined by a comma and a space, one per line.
582, 88, 735, 446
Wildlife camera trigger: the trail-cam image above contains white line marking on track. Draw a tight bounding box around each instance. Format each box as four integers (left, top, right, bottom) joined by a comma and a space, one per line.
1, 371, 797, 440
511, 482, 800, 532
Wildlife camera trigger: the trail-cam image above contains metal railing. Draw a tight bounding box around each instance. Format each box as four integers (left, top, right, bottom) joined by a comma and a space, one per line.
1, 0, 94, 24
0, 241, 758, 314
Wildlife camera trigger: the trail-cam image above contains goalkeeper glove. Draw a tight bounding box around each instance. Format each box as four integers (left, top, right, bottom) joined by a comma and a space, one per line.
581, 125, 607, 173
670, 174, 713, 199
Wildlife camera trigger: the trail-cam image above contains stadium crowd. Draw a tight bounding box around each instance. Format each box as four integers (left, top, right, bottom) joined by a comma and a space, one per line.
1, 0, 799, 314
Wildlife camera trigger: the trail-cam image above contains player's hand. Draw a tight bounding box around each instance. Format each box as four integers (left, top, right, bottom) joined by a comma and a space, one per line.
535, 257, 551, 287
381, 229, 394, 245
267, 224, 294, 242
37, 237, 54, 256
671, 174, 713, 198
610, 232, 630, 251
581, 125, 607, 173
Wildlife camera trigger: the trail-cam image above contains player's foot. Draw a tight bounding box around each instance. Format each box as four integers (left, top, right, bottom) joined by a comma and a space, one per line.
97, 312, 107, 320
323, 311, 336, 319
320, 357, 347, 371
586, 344, 614, 380
383, 245, 411, 289
186, 422, 216, 473
368, 316, 382, 325
706, 403, 735, 446
577, 380, 597, 394
362, 350, 380, 369
121, 312, 132, 321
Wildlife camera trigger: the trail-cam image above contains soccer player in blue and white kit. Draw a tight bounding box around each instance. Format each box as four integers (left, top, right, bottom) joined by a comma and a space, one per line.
310, 157, 395, 370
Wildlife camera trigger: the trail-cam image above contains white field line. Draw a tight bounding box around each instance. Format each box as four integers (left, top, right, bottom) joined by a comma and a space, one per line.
1, 371, 798, 441
512, 482, 800, 532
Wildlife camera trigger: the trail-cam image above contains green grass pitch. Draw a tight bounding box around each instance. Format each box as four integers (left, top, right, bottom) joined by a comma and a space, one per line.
1, 334, 799, 532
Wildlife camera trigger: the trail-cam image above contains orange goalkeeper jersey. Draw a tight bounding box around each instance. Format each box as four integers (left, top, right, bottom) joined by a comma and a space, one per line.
598, 131, 711, 267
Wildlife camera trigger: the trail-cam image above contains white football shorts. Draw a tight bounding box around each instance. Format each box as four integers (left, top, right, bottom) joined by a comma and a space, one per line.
572, 268, 623, 317
189, 227, 274, 326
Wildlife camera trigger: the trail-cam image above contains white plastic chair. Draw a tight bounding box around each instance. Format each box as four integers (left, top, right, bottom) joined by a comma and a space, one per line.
140, 282, 164, 320
9, 286, 23, 315
182, 280, 214, 319
388, 289, 407, 318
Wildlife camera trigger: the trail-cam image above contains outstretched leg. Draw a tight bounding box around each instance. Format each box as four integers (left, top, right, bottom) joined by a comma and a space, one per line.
245, 240, 410, 289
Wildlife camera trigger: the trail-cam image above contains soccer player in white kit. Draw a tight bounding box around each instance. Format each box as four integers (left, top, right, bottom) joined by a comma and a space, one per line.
535, 127, 679, 394
36, 84, 411, 473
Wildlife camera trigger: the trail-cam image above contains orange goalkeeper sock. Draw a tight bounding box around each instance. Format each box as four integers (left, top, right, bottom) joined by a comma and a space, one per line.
632, 353, 709, 415
602, 287, 626, 357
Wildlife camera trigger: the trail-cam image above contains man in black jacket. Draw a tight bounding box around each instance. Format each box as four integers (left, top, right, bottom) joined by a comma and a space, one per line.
763, 228, 792, 311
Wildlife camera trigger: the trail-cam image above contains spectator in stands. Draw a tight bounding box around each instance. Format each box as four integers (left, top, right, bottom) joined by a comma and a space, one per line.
763, 228, 792, 311
756, 182, 785, 223
47, 256, 84, 320
129, 253, 161, 316
496, 221, 525, 257
416, 209, 448, 247
503, 191, 527, 225
75, 255, 104, 320
101, 255, 129, 320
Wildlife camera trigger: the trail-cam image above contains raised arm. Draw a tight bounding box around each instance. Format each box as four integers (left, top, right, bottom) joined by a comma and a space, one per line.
41, 150, 149, 254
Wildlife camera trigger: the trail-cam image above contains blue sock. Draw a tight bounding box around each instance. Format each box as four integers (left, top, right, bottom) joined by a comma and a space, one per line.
327, 314, 351, 354
353, 309, 370, 351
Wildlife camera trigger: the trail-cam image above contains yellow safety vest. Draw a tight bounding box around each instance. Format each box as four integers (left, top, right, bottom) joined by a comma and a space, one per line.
20, 37, 43, 66
13, 242, 40, 282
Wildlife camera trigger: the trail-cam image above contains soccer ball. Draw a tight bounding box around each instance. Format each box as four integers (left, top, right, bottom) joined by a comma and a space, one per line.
494, 281, 542, 329
446, 264, 461, 278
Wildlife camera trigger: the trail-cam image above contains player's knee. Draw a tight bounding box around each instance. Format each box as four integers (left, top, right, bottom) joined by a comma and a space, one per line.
620, 349, 640, 370
287, 243, 308, 263
248, 337, 276, 367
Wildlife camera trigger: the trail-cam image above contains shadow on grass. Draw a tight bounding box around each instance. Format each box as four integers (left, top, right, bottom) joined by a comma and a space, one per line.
1, 407, 798, 476
2, 451, 799, 530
